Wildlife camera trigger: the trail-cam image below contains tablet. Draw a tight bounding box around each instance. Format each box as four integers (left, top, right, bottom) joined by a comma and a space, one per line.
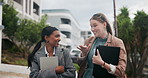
40, 56, 58, 70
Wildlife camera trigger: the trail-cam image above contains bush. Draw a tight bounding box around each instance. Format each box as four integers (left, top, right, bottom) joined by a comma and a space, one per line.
73, 63, 80, 72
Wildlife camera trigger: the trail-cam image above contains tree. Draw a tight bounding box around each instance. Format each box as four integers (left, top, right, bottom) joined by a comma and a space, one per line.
0, 0, 3, 2
15, 15, 48, 58
2, 2, 48, 58
2, 4, 19, 42
117, 7, 148, 78
117, 7, 135, 56
117, 7, 135, 77
132, 10, 148, 78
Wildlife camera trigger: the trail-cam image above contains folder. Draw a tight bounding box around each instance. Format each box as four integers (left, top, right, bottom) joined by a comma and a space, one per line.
40, 56, 58, 70
93, 45, 120, 78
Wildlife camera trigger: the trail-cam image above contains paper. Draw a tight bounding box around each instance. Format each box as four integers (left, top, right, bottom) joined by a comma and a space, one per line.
40, 56, 58, 70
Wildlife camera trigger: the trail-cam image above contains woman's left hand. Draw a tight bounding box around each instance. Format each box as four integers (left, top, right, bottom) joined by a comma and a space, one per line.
55, 66, 64, 74
92, 50, 104, 65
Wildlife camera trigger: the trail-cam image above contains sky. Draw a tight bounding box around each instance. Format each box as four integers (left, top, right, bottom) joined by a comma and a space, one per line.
41, 0, 148, 31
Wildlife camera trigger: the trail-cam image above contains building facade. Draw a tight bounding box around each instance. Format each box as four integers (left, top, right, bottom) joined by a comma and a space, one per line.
3, 0, 41, 21
81, 31, 92, 40
42, 9, 84, 50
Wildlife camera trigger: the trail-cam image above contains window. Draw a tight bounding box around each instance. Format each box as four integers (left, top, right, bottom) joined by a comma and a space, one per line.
61, 18, 71, 25
61, 31, 71, 38
88, 31, 92, 35
81, 31, 86, 35
33, 2, 39, 15
66, 46, 71, 50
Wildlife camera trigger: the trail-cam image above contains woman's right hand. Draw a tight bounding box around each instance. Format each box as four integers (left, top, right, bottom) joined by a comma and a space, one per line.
55, 66, 64, 74
77, 45, 89, 56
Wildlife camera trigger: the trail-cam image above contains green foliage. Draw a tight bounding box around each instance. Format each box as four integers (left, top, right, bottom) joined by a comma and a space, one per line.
15, 15, 48, 53
15, 19, 40, 49
2, 4, 19, 41
0, 0, 3, 2
2, 56, 10, 63
2, 3, 48, 56
117, 7, 134, 45
133, 11, 148, 44
8, 45, 20, 53
117, 7, 148, 78
15, 59, 27, 66
39, 14, 48, 26
73, 63, 80, 71
3, 54, 27, 66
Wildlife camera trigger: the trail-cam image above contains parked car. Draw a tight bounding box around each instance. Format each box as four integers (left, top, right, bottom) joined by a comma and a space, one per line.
70, 49, 81, 63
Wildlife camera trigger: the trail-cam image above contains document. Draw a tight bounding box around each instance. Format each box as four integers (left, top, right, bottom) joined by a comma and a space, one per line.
40, 56, 58, 70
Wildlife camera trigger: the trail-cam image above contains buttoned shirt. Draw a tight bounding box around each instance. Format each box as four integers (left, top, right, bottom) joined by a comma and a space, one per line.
45, 46, 55, 57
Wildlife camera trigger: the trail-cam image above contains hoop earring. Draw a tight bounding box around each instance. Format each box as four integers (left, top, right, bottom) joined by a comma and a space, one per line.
46, 41, 49, 43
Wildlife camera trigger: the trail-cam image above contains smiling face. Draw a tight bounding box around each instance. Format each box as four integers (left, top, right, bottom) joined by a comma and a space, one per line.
45, 30, 61, 47
90, 19, 107, 38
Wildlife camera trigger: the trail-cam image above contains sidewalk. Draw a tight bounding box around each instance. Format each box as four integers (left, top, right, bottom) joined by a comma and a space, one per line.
0, 64, 78, 78
0, 71, 29, 78
0, 64, 29, 78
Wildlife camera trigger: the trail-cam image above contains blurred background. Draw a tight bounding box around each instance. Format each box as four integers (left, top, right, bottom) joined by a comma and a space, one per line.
0, 0, 147, 78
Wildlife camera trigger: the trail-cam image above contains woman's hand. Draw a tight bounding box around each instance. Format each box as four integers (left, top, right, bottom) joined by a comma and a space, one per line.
92, 50, 104, 66
55, 66, 64, 74
77, 45, 88, 52
77, 45, 89, 56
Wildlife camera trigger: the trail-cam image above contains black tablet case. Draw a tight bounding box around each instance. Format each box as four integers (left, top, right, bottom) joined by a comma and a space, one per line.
93, 45, 120, 78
